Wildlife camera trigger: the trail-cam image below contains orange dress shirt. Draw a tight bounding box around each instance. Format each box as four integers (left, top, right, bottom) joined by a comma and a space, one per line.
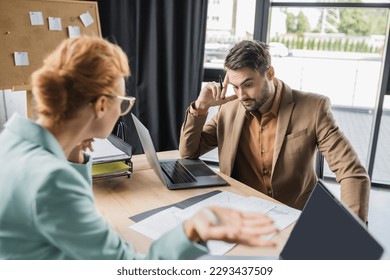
232, 78, 282, 198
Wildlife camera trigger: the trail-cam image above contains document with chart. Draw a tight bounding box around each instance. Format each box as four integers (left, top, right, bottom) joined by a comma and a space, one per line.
129, 191, 301, 255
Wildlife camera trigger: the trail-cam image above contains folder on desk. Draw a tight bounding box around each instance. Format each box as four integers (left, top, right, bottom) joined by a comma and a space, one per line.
86, 134, 132, 180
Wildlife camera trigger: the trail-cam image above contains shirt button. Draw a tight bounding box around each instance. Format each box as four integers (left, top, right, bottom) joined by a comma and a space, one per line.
262, 125, 266, 130
263, 169, 269, 175
261, 148, 265, 153
267, 189, 272, 196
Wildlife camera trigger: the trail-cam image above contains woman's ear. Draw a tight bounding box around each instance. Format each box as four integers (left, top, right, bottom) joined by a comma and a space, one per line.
92, 96, 108, 119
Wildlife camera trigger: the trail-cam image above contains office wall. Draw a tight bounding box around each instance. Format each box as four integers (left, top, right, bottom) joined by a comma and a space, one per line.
1, 0, 97, 131
0, 90, 27, 131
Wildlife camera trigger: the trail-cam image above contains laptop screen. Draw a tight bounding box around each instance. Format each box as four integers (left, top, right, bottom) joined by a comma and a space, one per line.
280, 180, 383, 260
131, 113, 167, 184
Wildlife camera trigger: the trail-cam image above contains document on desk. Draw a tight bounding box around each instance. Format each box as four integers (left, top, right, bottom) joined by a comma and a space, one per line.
129, 191, 301, 255
177, 191, 275, 220
130, 207, 182, 240
85, 138, 130, 165
243, 196, 301, 230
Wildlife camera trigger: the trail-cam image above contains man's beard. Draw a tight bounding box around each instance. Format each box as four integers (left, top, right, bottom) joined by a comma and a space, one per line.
240, 82, 271, 112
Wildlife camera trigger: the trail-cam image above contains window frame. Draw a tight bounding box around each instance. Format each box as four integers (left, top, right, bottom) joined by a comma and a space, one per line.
203, 0, 390, 188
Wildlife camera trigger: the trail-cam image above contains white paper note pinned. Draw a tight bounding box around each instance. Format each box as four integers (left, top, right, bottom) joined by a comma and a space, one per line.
14, 52, 29, 66
68, 26, 81, 38
29, 11, 44, 25
48, 17, 62, 31
79, 11, 94, 27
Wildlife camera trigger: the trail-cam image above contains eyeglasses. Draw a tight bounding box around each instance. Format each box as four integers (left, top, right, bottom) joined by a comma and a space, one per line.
99, 94, 136, 116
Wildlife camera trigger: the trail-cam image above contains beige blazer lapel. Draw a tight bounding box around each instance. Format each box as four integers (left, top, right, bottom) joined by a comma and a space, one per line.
271, 84, 295, 177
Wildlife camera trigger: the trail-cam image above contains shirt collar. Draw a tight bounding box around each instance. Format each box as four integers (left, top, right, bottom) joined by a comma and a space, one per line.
5, 114, 66, 160
269, 78, 283, 117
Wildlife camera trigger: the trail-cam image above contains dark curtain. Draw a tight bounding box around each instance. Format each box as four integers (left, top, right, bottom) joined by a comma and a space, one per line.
97, 0, 208, 154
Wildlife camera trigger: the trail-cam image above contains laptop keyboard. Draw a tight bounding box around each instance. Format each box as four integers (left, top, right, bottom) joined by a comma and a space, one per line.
160, 161, 197, 184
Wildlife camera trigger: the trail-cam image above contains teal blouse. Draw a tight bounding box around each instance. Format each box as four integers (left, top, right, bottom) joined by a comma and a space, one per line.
0, 114, 207, 259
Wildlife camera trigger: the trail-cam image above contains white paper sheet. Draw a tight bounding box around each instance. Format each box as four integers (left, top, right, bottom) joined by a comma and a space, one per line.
29, 11, 44, 25
266, 203, 301, 230
129, 191, 301, 255
48, 17, 62, 31
14, 52, 29, 66
85, 138, 127, 160
79, 11, 94, 27
130, 207, 182, 240
206, 240, 236, 255
178, 191, 251, 221
68, 26, 81, 38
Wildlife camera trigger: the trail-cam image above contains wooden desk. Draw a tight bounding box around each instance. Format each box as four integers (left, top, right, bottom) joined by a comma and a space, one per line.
93, 150, 292, 256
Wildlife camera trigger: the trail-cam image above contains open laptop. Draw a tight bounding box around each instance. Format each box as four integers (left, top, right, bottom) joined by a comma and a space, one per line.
199, 180, 384, 260
131, 114, 228, 190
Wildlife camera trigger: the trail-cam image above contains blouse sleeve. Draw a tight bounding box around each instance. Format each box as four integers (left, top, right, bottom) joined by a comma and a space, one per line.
33, 164, 207, 259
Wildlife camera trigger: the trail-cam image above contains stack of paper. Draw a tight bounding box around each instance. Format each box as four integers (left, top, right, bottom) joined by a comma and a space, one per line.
129, 191, 301, 255
91, 161, 131, 180
86, 136, 132, 180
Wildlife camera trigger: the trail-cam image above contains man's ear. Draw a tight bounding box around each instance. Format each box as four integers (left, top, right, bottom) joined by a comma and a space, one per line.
93, 96, 108, 119
267, 66, 275, 80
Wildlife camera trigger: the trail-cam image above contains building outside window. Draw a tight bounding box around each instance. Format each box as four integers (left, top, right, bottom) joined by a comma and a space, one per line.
204, 0, 256, 67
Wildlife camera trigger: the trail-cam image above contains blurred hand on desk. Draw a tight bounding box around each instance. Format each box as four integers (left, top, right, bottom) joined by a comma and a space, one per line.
184, 206, 278, 247
68, 138, 94, 164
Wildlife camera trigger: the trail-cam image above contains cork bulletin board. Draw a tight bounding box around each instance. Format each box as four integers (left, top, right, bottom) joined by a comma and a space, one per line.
0, 0, 101, 90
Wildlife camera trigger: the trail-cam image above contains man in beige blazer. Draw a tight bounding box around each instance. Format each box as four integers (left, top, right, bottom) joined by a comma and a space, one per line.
179, 40, 369, 223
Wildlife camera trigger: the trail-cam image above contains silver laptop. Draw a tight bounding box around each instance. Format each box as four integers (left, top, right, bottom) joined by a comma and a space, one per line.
131, 114, 228, 190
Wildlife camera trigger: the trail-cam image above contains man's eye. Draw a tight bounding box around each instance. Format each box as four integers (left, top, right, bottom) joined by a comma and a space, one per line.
244, 83, 252, 87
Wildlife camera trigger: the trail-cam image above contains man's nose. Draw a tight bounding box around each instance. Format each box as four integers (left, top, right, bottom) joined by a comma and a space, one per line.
236, 88, 246, 99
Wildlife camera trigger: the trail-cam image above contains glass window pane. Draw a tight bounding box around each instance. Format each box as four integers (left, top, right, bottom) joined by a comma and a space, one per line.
268, 7, 389, 179
372, 95, 390, 184
204, 0, 256, 68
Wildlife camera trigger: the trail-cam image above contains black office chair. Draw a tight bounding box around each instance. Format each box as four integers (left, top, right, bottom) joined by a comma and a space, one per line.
315, 151, 324, 180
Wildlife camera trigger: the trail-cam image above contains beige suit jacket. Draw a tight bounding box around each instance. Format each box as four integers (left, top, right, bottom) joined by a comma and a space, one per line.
179, 81, 370, 222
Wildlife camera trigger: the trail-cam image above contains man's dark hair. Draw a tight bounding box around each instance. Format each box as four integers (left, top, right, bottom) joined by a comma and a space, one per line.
224, 40, 271, 75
